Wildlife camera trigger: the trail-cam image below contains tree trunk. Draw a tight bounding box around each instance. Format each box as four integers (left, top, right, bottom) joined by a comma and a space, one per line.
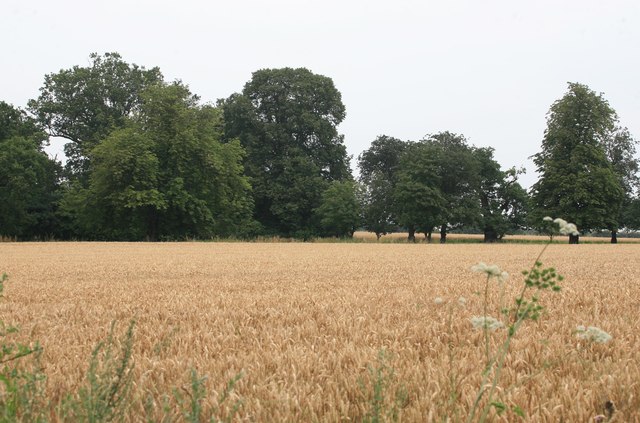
376, 232, 382, 241
146, 207, 159, 242
407, 226, 416, 243
439, 224, 447, 244
568, 233, 579, 244
610, 230, 618, 244
484, 227, 498, 243
426, 231, 432, 243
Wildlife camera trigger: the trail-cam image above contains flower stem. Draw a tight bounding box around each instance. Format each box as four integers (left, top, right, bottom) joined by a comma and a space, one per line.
512, 242, 550, 324
483, 275, 490, 365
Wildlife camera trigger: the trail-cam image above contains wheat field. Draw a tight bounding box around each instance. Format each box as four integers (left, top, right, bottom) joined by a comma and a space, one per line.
2, 241, 640, 421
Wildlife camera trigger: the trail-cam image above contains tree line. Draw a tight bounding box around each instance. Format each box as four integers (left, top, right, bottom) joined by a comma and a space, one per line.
1, 53, 639, 242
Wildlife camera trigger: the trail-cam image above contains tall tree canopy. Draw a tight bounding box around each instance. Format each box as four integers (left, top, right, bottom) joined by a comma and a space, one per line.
315, 180, 361, 238
358, 135, 408, 184
531, 83, 625, 243
222, 67, 352, 237
357, 135, 409, 239
603, 127, 639, 240
393, 141, 445, 242
28, 52, 163, 179
358, 133, 527, 243
424, 132, 479, 243
61, 83, 254, 241
0, 102, 60, 239
473, 147, 529, 242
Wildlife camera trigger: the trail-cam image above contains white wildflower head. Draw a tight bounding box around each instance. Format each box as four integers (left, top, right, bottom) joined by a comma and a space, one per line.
498, 271, 509, 283
549, 217, 580, 236
559, 222, 579, 236
434, 297, 444, 305
576, 325, 612, 344
471, 262, 503, 279
470, 316, 504, 331
543, 216, 553, 222
458, 296, 467, 306
553, 217, 567, 227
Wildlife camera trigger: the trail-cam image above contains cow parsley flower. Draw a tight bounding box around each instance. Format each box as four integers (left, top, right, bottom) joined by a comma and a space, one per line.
559, 222, 579, 236
471, 262, 509, 282
576, 325, 612, 344
553, 217, 580, 236
553, 217, 567, 227
434, 297, 444, 305
543, 216, 553, 222
470, 316, 504, 331
458, 296, 467, 306
471, 262, 502, 277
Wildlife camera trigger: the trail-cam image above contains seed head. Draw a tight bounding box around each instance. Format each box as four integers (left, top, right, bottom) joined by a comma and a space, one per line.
550, 217, 580, 236
576, 325, 612, 343
470, 316, 504, 331
471, 262, 503, 278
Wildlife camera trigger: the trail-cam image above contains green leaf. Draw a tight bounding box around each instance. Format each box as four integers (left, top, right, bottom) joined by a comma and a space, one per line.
491, 401, 507, 415
512, 404, 526, 418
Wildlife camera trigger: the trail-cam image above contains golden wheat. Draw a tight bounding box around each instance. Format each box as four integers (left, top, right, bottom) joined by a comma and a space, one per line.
2, 242, 639, 421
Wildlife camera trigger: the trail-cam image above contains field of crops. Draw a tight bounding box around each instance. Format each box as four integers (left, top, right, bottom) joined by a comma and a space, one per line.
2, 241, 639, 421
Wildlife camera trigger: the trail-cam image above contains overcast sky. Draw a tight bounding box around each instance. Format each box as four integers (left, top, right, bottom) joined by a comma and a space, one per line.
4, 0, 640, 188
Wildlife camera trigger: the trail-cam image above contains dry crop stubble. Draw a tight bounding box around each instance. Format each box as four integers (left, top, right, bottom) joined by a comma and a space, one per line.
1, 242, 640, 421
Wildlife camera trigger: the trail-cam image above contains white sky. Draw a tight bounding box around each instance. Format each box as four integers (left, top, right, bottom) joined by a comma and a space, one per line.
4, 0, 640, 188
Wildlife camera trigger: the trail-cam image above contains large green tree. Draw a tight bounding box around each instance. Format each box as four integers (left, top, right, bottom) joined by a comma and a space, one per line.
424, 132, 480, 243
222, 68, 352, 237
473, 147, 529, 242
0, 102, 60, 239
315, 180, 361, 238
602, 127, 639, 241
62, 83, 254, 240
393, 141, 446, 242
28, 52, 163, 181
360, 174, 395, 240
358, 135, 409, 184
357, 135, 409, 239
623, 197, 640, 231
531, 83, 625, 244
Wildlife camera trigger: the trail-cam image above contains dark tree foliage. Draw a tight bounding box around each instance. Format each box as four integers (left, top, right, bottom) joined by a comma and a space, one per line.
59, 83, 254, 241
357, 135, 410, 239
531, 83, 625, 244
360, 175, 395, 240
473, 147, 529, 242
603, 127, 639, 240
623, 197, 640, 231
0, 102, 47, 147
358, 135, 408, 184
0, 102, 61, 239
28, 52, 163, 180
358, 132, 527, 243
19, 54, 632, 244
393, 142, 446, 242
604, 127, 640, 196
315, 180, 361, 238
423, 132, 479, 243
222, 68, 352, 237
